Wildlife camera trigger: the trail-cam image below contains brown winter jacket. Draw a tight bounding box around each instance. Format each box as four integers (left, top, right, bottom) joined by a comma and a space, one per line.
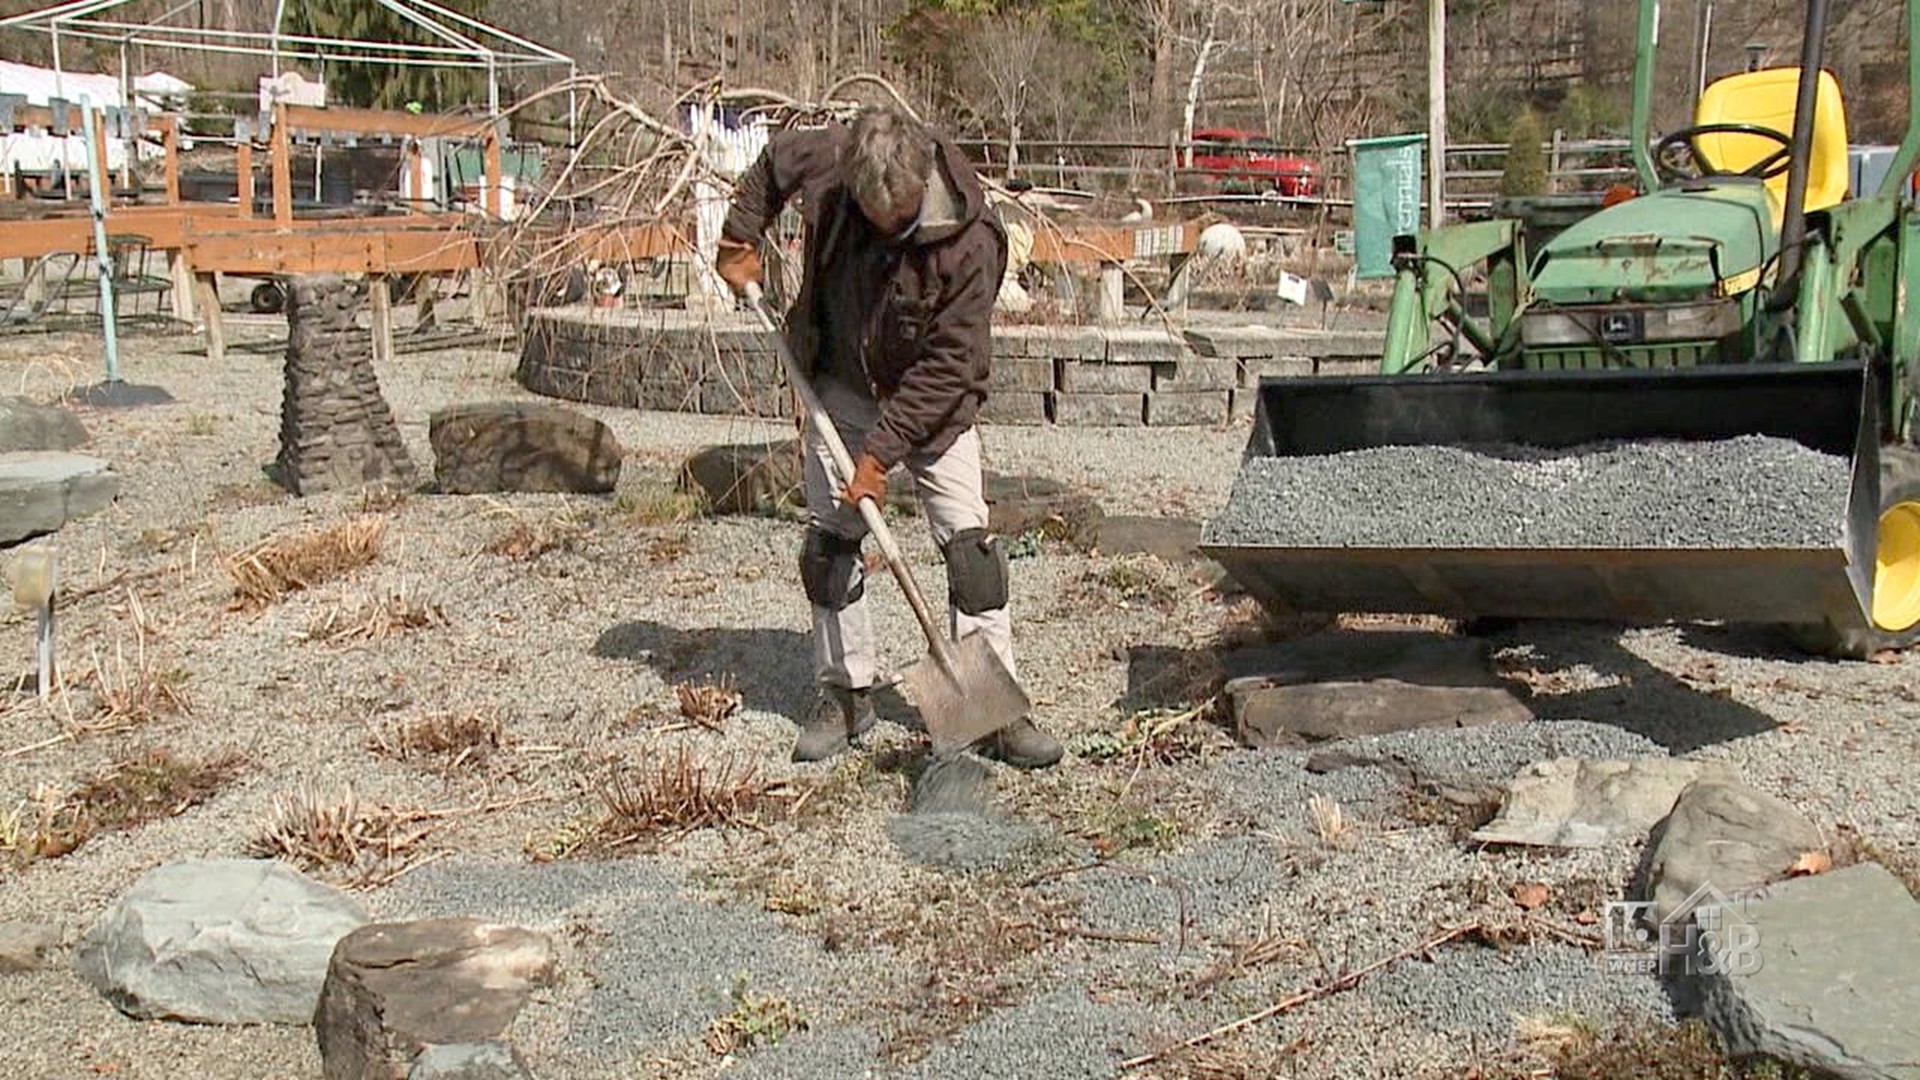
722, 120, 1009, 469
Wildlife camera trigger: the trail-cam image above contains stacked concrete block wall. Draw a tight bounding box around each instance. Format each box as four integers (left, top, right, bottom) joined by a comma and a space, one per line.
516, 312, 793, 419
516, 309, 1383, 428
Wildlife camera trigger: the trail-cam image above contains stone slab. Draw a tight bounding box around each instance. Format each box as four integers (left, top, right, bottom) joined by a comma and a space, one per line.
1057, 362, 1152, 394
1150, 358, 1237, 393
1102, 327, 1190, 363
1223, 631, 1531, 747
1239, 355, 1317, 387
0, 452, 119, 546
1092, 516, 1203, 562
1052, 392, 1144, 427
1232, 679, 1532, 746
1695, 862, 1920, 1080
1316, 357, 1378, 376
988, 358, 1057, 393
1145, 391, 1229, 427
1472, 758, 1742, 849
1182, 325, 1289, 358
978, 391, 1050, 426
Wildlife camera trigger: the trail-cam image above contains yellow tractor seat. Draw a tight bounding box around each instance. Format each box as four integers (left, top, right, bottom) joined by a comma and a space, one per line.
1691, 67, 1850, 224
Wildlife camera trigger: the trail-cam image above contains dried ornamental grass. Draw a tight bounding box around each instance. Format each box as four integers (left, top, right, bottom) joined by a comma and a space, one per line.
226, 517, 385, 608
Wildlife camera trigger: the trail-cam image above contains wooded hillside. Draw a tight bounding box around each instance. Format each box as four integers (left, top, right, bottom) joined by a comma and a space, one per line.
0, 0, 1911, 148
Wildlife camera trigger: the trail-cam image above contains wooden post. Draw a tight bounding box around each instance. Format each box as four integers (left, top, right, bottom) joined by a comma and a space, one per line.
90, 108, 110, 203
236, 140, 254, 218
407, 140, 425, 210
1096, 261, 1125, 324
162, 115, 180, 204
1427, 0, 1447, 228
370, 275, 394, 364
168, 250, 195, 322
483, 124, 503, 218
1164, 251, 1195, 315
271, 103, 292, 225
195, 272, 224, 362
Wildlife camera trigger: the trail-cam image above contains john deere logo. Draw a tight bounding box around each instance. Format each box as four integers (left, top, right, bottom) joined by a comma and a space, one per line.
1599, 312, 1641, 343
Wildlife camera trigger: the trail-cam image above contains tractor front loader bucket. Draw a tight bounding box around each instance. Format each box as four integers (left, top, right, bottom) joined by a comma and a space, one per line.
1200, 362, 1880, 631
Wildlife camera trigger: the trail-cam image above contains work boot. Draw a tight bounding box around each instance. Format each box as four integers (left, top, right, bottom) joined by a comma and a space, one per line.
975, 717, 1064, 770
792, 685, 877, 763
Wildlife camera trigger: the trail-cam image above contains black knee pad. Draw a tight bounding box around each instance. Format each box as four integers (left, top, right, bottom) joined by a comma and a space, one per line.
799, 526, 864, 610
943, 527, 1010, 615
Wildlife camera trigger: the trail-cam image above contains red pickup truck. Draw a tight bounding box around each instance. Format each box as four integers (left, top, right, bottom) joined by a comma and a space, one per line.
1190, 128, 1321, 197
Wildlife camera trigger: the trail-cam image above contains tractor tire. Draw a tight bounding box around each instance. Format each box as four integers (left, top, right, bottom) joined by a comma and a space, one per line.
1786, 443, 1920, 660
250, 281, 286, 315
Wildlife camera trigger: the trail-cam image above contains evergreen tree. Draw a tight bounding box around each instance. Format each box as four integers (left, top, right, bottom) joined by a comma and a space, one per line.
280, 0, 491, 111
1501, 106, 1549, 197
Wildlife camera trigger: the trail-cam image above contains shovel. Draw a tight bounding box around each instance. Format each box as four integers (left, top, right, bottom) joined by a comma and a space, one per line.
742, 284, 1031, 759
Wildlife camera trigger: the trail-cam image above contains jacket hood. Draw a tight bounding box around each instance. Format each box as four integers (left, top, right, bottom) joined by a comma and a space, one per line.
907, 133, 988, 246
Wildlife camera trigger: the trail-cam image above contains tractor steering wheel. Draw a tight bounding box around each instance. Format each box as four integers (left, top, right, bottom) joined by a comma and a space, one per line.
1653, 123, 1795, 184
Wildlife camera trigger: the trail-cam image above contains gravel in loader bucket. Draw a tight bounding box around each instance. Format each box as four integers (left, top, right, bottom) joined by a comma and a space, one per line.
1201, 362, 1881, 630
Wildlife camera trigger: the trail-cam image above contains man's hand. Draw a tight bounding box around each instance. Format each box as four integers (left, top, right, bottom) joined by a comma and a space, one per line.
842, 452, 888, 508
715, 237, 762, 296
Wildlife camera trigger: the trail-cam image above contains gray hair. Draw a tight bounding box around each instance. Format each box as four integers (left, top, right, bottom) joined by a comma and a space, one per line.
846, 105, 933, 216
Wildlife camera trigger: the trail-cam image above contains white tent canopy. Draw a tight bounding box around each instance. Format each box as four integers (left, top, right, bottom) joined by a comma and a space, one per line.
0, 0, 577, 117
0, 58, 186, 174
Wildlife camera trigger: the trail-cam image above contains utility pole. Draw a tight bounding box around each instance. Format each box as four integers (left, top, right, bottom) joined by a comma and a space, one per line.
1428, 0, 1446, 228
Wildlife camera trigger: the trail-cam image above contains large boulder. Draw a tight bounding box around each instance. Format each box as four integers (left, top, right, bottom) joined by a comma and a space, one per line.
0, 396, 89, 453
1223, 630, 1531, 747
0, 452, 119, 546
314, 917, 556, 1080
1693, 862, 1920, 1079
430, 401, 624, 495
677, 440, 803, 515
984, 473, 1104, 548
1635, 779, 1826, 926
73, 859, 369, 1024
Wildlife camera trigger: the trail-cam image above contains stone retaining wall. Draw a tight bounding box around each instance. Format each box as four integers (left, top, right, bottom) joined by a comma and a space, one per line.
515, 307, 1382, 428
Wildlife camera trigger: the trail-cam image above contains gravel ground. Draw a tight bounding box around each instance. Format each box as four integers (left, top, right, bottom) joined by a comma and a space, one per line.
3, 306, 1919, 1079
1204, 435, 1852, 549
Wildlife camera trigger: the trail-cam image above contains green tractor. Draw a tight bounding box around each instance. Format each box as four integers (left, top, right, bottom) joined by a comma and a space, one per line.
1205, 0, 1920, 658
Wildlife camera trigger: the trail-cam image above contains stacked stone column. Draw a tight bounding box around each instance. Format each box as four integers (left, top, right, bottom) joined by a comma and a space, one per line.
277, 276, 417, 495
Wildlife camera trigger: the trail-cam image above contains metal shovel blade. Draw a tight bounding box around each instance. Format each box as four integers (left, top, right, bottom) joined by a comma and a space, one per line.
903, 632, 1031, 755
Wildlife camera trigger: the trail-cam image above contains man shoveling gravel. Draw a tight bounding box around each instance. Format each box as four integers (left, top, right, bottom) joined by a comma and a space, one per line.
717, 103, 1062, 772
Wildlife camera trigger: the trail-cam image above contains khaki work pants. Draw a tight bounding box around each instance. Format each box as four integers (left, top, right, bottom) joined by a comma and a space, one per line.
803, 378, 1016, 691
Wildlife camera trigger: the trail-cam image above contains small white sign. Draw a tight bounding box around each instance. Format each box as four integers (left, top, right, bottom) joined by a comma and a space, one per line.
1276, 271, 1310, 306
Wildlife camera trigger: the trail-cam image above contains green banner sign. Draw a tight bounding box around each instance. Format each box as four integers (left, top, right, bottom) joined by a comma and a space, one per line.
1348, 133, 1426, 279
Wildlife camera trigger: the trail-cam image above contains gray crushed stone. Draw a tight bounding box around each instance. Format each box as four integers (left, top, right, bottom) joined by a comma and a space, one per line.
720, 1025, 886, 1080
1203, 435, 1849, 549
1364, 940, 1675, 1041
885, 812, 1046, 873
897, 985, 1164, 1080
1067, 834, 1284, 952
378, 859, 866, 1064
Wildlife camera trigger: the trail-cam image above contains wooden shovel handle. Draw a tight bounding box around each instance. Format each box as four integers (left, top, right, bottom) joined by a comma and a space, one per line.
743, 285, 959, 677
